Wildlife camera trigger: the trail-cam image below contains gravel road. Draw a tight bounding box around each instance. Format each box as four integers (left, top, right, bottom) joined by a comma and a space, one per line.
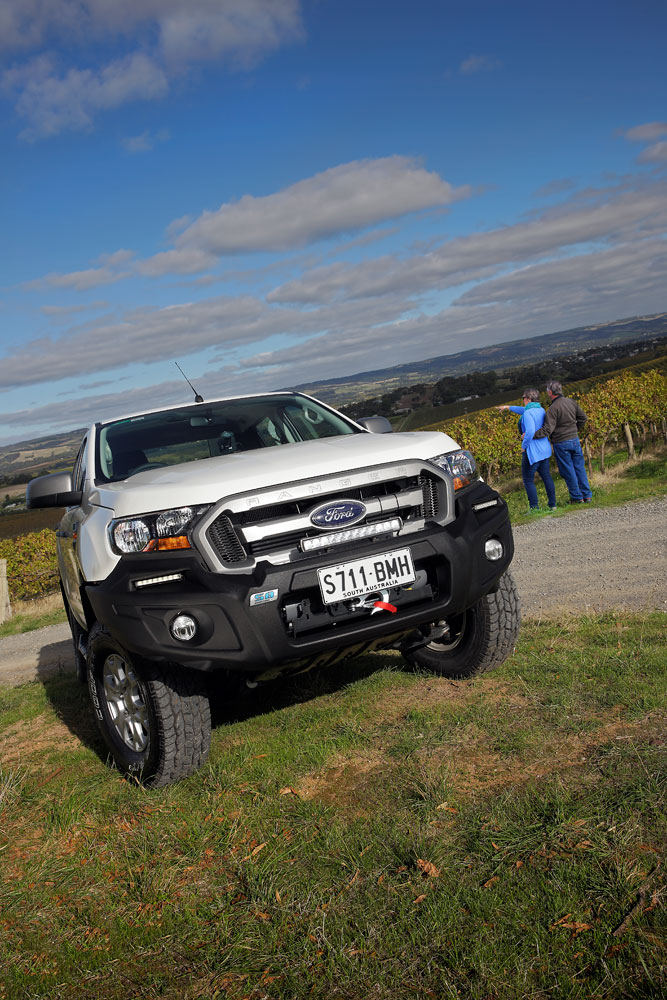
1, 496, 665, 686
511, 495, 667, 619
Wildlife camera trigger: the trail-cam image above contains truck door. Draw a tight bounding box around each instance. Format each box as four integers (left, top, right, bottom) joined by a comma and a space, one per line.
57, 437, 87, 625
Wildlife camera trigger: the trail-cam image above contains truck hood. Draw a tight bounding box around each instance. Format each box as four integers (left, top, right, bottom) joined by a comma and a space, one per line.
91, 430, 460, 516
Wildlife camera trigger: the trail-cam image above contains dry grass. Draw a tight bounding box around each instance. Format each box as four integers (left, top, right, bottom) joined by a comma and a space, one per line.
11, 592, 64, 617
591, 444, 664, 486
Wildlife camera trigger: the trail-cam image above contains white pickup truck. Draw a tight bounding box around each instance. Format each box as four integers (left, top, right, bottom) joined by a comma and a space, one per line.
27, 391, 519, 786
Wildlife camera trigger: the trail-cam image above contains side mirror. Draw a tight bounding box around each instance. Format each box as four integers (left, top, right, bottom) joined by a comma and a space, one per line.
26, 472, 82, 509
357, 415, 393, 434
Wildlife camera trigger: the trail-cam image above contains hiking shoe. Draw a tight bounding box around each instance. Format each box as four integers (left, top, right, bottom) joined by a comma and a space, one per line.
582, 497, 593, 503
547, 506, 558, 512
568, 498, 584, 504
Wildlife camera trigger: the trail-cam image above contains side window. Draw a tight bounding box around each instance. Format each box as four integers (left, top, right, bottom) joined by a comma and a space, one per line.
72, 438, 87, 492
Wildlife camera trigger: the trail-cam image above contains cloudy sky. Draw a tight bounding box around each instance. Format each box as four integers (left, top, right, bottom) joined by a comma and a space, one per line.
1, 0, 666, 444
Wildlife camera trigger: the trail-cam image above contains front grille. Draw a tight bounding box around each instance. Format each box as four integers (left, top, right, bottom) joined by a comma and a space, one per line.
236, 479, 412, 526
196, 460, 448, 571
207, 513, 247, 564
419, 472, 440, 519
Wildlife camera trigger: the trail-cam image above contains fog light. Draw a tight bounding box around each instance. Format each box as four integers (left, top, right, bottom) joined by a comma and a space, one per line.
485, 538, 503, 561
170, 614, 197, 641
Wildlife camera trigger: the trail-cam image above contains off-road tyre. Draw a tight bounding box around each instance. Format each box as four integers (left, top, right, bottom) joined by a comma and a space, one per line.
404, 570, 520, 679
86, 623, 211, 787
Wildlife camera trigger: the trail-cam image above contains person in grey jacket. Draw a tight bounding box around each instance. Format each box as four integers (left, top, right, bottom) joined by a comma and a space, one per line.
536, 380, 592, 503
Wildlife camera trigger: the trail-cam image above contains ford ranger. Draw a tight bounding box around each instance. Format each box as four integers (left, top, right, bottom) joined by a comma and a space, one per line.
27, 391, 519, 786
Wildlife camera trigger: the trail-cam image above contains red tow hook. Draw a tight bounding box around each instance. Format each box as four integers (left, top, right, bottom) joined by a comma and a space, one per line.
373, 600, 397, 613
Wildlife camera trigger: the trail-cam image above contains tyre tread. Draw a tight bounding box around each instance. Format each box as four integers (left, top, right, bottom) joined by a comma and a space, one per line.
87, 623, 211, 787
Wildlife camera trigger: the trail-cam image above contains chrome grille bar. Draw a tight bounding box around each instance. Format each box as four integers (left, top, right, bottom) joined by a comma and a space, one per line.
192, 459, 453, 573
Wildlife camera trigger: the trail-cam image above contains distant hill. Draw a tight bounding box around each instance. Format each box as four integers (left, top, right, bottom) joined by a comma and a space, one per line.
288, 312, 667, 405
0, 428, 86, 484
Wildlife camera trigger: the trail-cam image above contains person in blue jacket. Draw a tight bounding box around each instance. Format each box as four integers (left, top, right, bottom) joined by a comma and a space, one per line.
497, 388, 557, 512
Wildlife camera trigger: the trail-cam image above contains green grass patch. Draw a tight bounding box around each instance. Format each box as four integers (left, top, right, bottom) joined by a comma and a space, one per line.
0, 605, 67, 638
1, 612, 665, 999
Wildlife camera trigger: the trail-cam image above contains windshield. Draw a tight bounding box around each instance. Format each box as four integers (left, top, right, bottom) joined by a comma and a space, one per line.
95, 394, 360, 483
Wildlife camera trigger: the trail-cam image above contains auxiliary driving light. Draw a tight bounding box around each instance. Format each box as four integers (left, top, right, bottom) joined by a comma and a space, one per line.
135, 572, 184, 589
484, 538, 504, 561
170, 614, 197, 642
301, 517, 402, 552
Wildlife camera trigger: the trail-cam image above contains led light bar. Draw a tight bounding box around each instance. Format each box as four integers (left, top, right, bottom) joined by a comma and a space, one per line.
301, 518, 402, 553
134, 572, 184, 589
472, 500, 498, 512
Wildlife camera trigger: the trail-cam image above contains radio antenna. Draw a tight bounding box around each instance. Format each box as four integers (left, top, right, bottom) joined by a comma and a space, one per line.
175, 362, 204, 402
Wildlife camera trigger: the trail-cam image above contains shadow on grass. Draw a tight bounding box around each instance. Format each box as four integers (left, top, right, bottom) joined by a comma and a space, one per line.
38, 641, 407, 767
624, 453, 667, 479
207, 651, 406, 729
39, 668, 104, 758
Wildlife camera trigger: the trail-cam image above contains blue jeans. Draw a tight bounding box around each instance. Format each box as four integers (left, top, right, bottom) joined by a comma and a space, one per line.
552, 438, 592, 501
522, 453, 556, 509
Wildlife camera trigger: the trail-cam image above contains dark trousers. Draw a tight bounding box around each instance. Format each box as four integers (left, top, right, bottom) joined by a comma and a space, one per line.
522, 452, 556, 509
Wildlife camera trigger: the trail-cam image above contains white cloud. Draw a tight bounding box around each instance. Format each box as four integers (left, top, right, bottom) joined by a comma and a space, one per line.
97, 249, 136, 267
157, 0, 304, 69
24, 267, 125, 291
3, 52, 168, 139
268, 180, 667, 304
0, 290, 415, 392
4, 176, 666, 420
121, 127, 170, 153
173, 157, 471, 255
136, 249, 218, 277
324, 226, 400, 256
1, 0, 304, 138
0, 0, 304, 58
532, 178, 577, 199
460, 54, 502, 75
454, 238, 667, 308
0, 295, 285, 390
41, 301, 109, 319
638, 141, 667, 164
624, 121, 667, 142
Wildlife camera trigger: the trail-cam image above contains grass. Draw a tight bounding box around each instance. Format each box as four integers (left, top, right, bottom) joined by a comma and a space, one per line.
0, 606, 67, 639
1, 612, 666, 999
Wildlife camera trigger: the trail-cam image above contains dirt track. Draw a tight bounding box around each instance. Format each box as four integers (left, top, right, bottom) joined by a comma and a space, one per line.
0, 496, 665, 687
511, 495, 667, 619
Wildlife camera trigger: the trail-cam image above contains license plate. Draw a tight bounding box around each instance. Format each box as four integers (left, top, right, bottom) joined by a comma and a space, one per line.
317, 547, 416, 605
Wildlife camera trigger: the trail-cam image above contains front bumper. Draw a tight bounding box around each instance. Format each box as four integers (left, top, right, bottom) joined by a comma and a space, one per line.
85, 481, 514, 677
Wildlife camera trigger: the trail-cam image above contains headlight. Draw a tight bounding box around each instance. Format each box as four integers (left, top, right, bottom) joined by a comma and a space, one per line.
109, 505, 210, 554
428, 450, 477, 490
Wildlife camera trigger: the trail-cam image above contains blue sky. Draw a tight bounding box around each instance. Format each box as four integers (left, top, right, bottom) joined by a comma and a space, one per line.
1, 0, 666, 445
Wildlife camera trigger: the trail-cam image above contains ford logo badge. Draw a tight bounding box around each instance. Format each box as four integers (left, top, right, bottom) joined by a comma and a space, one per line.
310, 499, 366, 530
